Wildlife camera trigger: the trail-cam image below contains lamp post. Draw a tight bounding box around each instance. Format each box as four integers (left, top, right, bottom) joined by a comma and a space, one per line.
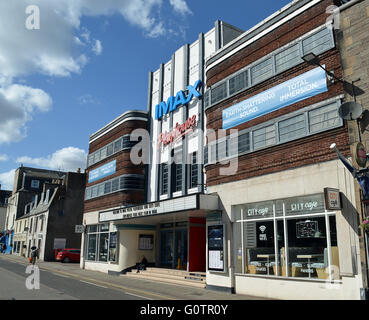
302, 52, 369, 298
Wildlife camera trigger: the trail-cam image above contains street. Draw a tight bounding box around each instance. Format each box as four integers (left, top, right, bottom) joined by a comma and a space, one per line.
0, 257, 152, 300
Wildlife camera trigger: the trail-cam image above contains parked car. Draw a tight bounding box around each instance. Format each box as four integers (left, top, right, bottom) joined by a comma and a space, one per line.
56, 248, 80, 263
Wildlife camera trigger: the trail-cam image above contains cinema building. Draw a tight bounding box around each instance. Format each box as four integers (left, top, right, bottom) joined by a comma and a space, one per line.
202, 0, 366, 299
80, 21, 243, 274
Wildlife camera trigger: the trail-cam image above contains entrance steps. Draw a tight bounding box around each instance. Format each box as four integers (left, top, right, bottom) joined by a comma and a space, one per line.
125, 267, 206, 288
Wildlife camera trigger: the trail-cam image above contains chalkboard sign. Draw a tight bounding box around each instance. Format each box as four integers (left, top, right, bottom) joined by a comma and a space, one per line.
296, 221, 318, 238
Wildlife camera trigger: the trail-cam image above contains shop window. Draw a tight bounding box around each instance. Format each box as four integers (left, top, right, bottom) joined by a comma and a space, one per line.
253, 125, 276, 149
233, 195, 340, 280
211, 82, 227, 105
308, 102, 340, 133
98, 233, 109, 262
251, 58, 273, 85
190, 152, 198, 189
302, 27, 333, 56
87, 234, 97, 261
109, 232, 117, 262
278, 114, 306, 143
275, 44, 301, 74
229, 71, 248, 96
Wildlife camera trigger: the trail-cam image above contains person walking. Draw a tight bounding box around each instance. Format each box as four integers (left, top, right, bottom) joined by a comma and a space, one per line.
30, 246, 39, 265
2, 243, 6, 254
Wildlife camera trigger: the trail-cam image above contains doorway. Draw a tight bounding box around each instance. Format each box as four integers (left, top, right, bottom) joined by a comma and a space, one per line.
160, 228, 188, 269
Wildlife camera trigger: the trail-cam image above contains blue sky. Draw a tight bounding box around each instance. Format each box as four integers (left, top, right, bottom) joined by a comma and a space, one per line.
0, 0, 290, 190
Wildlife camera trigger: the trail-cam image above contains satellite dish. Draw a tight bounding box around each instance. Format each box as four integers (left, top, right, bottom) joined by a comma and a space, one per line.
338, 101, 363, 120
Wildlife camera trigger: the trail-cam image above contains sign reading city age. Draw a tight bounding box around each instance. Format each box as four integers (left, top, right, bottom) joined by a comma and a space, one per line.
324, 188, 342, 210
284, 193, 325, 216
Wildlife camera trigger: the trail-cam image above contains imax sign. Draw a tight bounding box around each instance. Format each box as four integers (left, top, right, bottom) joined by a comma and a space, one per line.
155, 80, 202, 120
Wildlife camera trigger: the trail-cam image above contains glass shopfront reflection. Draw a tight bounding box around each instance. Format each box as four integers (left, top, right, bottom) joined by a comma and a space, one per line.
233, 194, 340, 280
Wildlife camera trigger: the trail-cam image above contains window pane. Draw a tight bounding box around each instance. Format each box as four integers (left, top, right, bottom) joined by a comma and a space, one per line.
251, 58, 273, 85
279, 114, 306, 143
229, 71, 248, 95
114, 139, 122, 153
218, 139, 227, 160
100, 147, 107, 160
303, 28, 333, 56
211, 82, 227, 105
98, 233, 109, 262
275, 44, 301, 73
161, 164, 168, 195
87, 225, 97, 233
109, 232, 117, 262
104, 181, 112, 194
309, 103, 340, 133
244, 221, 276, 275
286, 217, 327, 279
85, 188, 92, 200
88, 154, 94, 167
254, 125, 276, 149
204, 90, 210, 108
97, 184, 104, 197
87, 234, 97, 261
228, 135, 238, 157
111, 178, 119, 192
91, 186, 98, 198
238, 132, 250, 154
234, 222, 243, 273
106, 143, 114, 156
190, 152, 198, 188
94, 150, 101, 163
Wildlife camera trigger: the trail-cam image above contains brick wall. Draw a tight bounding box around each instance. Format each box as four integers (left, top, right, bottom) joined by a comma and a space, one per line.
204, 0, 350, 187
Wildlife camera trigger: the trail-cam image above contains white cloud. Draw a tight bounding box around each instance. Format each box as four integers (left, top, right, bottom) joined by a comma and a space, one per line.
169, 0, 192, 15
92, 40, 103, 55
0, 169, 16, 191
16, 147, 87, 172
0, 0, 192, 144
0, 84, 52, 144
0, 154, 9, 162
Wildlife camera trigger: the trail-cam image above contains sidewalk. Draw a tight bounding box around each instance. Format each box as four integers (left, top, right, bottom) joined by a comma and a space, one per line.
0, 254, 270, 300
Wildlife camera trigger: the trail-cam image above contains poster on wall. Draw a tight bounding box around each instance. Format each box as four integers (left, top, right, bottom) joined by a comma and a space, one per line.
139, 234, 154, 250
208, 224, 225, 271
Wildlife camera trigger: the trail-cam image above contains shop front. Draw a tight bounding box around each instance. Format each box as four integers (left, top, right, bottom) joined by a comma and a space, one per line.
82, 194, 218, 274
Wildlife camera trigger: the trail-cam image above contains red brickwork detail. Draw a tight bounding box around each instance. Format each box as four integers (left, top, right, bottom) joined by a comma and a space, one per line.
84, 190, 144, 213
89, 120, 147, 153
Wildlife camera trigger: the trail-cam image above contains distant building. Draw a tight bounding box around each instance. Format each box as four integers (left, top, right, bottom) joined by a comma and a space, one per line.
13, 171, 86, 260
0, 186, 12, 251
5, 166, 70, 254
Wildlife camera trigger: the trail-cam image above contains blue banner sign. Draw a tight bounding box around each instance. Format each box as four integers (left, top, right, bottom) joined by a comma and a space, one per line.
155, 80, 202, 120
88, 160, 116, 183
222, 67, 328, 129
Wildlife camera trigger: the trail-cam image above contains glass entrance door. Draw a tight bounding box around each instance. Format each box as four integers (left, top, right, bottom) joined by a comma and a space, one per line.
160, 230, 174, 267
174, 229, 187, 270
160, 229, 188, 269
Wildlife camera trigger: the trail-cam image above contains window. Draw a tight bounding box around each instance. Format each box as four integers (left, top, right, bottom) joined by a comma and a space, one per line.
86, 224, 115, 263
233, 194, 340, 280
238, 132, 250, 154
114, 139, 122, 153
279, 114, 306, 143
229, 71, 248, 95
251, 58, 273, 85
31, 180, 40, 189
161, 163, 169, 195
253, 125, 276, 149
218, 139, 227, 160
104, 181, 112, 194
302, 27, 333, 56
190, 152, 198, 189
308, 103, 340, 133
111, 178, 119, 192
94, 150, 101, 163
205, 27, 335, 111
97, 184, 104, 197
211, 82, 227, 105
173, 148, 182, 192
275, 44, 301, 74
106, 143, 114, 157
100, 147, 107, 159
